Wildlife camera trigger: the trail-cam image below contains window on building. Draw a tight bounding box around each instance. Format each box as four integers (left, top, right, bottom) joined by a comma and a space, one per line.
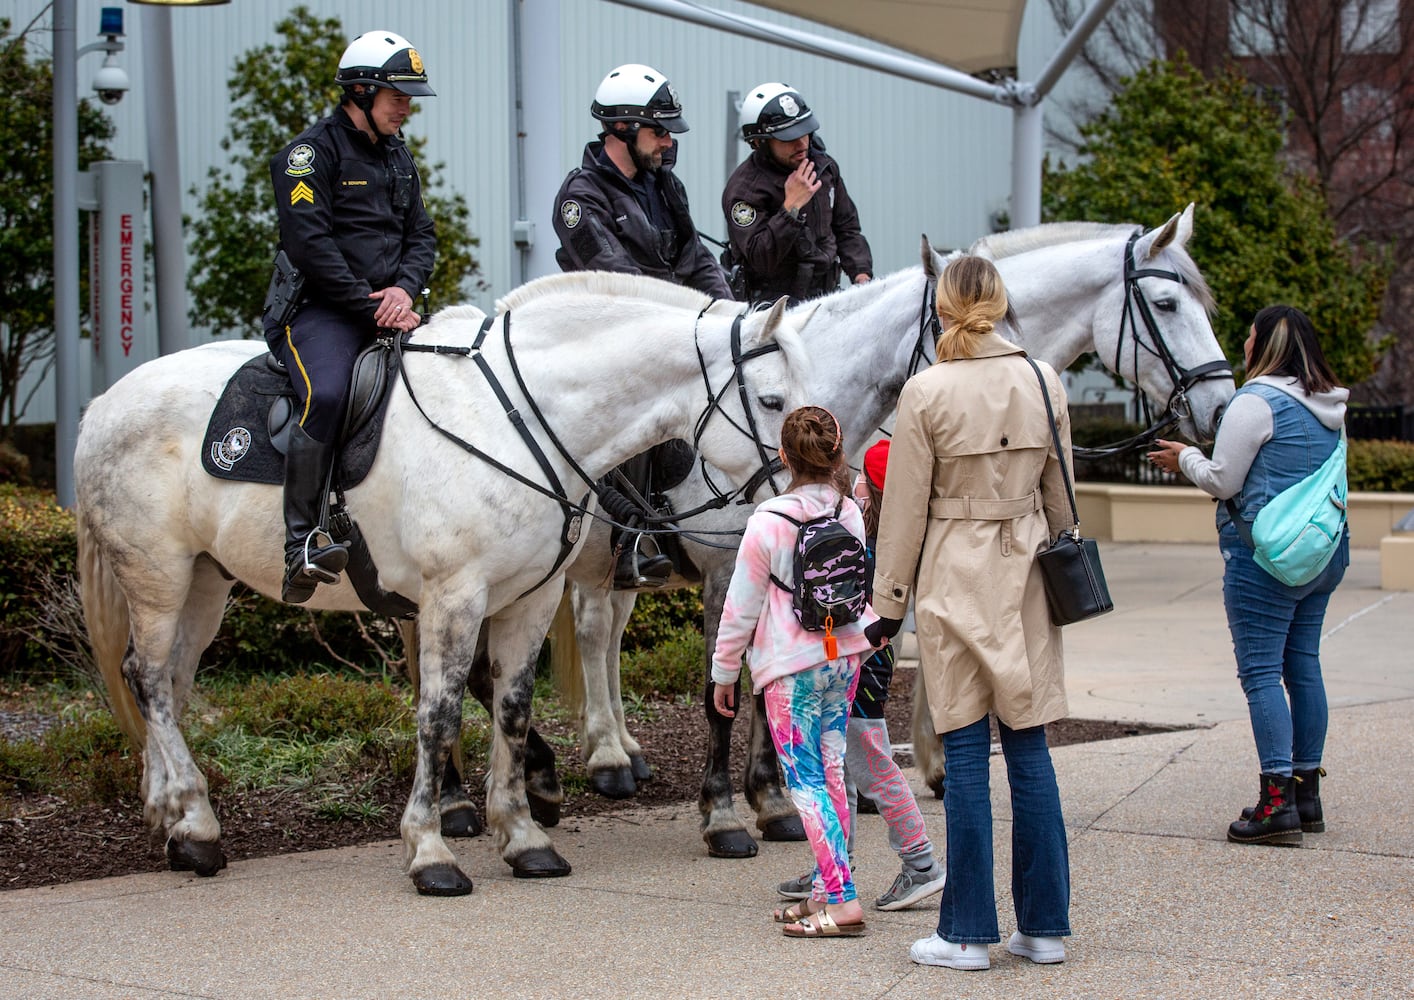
1341, 0, 1402, 54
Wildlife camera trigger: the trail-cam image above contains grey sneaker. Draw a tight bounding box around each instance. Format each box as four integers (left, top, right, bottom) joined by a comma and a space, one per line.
776, 870, 814, 900
876, 861, 946, 911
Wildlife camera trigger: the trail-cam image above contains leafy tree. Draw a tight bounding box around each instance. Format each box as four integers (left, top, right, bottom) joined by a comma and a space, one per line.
0, 17, 114, 437
1044, 57, 1389, 386
187, 6, 482, 336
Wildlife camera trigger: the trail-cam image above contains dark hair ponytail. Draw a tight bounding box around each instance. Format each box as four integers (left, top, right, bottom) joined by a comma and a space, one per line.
780, 406, 849, 494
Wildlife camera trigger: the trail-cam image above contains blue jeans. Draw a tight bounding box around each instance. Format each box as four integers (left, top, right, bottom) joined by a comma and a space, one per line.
934, 716, 1070, 943
1221, 524, 1349, 775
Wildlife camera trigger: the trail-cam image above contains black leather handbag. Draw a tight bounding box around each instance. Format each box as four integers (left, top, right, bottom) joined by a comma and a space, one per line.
1027, 357, 1115, 626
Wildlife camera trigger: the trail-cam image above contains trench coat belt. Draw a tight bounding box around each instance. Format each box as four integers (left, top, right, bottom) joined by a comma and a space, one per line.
929, 489, 1042, 520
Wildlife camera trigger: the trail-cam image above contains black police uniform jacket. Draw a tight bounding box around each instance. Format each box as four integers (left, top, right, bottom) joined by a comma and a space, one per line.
553, 140, 732, 298
722, 144, 872, 301
269, 107, 437, 325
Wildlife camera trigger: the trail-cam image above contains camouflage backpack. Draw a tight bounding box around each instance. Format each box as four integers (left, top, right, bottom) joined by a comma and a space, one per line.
769, 498, 869, 654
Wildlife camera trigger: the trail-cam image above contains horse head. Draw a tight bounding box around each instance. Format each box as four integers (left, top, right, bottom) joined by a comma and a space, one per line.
689, 294, 813, 495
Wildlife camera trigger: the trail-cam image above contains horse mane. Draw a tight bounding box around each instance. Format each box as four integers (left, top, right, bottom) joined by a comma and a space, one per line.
494, 271, 715, 314
428, 304, 488, 326
972, 221, 1215, 313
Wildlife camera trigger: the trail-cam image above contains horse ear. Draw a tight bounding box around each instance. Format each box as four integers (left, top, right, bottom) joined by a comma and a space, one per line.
792, 300, 822, 331
920, 234, 946, 280
748, 296, 792, 348
1134, 209, 1183, 261
1174, 202, 1196, 248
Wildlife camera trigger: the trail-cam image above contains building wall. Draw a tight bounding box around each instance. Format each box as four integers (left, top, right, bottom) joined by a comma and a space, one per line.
18, 0, 1087, 423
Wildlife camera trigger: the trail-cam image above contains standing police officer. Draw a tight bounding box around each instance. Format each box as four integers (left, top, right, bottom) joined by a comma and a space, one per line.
265, 30, 437, 604
553, 64, 731, 587
723, 83, 872, 303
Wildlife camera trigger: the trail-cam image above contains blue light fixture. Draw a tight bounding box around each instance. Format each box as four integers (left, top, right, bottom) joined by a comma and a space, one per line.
99, 7, 123, 36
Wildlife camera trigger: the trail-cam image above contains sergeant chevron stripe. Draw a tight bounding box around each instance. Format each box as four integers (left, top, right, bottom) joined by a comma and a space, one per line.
290, 181, 314, 206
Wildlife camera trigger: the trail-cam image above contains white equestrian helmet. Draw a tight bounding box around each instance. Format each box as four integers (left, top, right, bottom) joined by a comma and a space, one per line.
740, 82, 818, 143
591, 63, 688, 133
336, 30, 435, 96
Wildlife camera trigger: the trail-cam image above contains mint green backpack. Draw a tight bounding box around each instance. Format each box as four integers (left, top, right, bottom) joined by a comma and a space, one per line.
1227, 429, 1348, 587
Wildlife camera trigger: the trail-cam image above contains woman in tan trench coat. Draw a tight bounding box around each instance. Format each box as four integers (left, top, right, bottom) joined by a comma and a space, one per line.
867, 255, 1073, 972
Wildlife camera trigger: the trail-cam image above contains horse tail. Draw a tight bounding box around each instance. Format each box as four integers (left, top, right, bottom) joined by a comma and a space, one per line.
548, 591, 584, 716
77, 506, 145, 749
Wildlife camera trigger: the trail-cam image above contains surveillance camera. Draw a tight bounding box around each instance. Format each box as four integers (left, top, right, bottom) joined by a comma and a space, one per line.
92, 63, 129, 105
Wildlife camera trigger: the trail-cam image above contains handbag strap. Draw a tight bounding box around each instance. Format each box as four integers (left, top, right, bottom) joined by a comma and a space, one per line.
1025, 356, 1080, 531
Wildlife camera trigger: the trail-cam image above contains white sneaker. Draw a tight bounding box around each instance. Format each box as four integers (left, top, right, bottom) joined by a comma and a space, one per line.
1007, 931, 1066, 964
909, 933, 990, 970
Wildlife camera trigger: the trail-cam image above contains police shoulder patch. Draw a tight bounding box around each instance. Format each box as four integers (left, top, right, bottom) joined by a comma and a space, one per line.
560, 200, 582, 229
285, 143, 315, 177
730, 201, 758, 227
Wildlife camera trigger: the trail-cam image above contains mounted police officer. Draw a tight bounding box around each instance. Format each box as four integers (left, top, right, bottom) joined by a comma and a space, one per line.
265, 29, 437, 604
553, 64, 732, 588
722, 83, 872, 303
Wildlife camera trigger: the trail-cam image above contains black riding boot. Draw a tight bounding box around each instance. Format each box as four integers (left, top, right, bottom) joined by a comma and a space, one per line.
281, 423, 350, 604
1227, 772, 1303, 846
1243, 766, 1325, 832
612, 528, 672, 590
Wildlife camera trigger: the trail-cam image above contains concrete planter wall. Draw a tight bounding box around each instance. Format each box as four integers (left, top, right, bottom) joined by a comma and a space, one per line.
1074, 483, 1414, 590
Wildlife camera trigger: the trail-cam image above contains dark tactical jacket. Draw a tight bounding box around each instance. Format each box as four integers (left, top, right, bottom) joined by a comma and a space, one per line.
269, 107, 437, 324
721, 144, 872, 302
553, 141, 731, 298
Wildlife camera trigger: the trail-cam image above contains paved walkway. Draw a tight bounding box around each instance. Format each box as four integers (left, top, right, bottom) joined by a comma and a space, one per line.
1, 543, 1410, 999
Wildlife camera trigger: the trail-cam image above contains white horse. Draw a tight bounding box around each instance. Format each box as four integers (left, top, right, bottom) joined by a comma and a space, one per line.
76, 272, 812, 896
548, 207, 1234, 857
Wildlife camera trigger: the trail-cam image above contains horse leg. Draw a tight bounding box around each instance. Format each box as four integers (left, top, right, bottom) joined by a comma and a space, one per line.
468, 638, 564, 828
606, 591, 652, 783
910, 667, 946, 799
743, 688, 806, 842
124, 562, 230, 877
401, 590, 486, 896
698, 565, 758, 858
484, 585, 572, 878
572, 583, 638, 798
399, 619, 483, 839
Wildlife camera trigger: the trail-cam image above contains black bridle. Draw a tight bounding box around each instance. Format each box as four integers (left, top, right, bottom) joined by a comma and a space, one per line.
1073, 232, 1232, 459
905, 235, 1232, 460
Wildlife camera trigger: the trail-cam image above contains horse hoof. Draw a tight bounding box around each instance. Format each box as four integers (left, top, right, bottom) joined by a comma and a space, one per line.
440, 804, 483, 839
589, 767, 637, 799
510, 847, 572, 879
760, 816, 807, 842
166, 839, 227, 877
412, 863, 473, 896
705, 829, 759, 859
528, 794, 561, 829
629, 753, 653, 783
928, 777, 946, 800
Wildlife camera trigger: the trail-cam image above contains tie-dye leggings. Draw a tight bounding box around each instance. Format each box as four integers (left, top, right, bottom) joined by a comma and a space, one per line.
762, 654, 862, 904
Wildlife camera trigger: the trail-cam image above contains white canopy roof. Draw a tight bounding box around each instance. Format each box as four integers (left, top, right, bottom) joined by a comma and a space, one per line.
751, 0, 1029, 75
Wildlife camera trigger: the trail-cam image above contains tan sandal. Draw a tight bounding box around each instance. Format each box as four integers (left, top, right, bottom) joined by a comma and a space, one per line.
782, 908, 867, 938
773, 900, 821, 924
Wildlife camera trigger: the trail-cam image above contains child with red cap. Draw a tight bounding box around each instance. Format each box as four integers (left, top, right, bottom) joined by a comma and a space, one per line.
778, 438, 946, 911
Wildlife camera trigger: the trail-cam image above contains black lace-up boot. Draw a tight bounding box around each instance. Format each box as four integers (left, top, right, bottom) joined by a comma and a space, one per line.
1227, 772, 1302, 846
1243, 766, 1324, 832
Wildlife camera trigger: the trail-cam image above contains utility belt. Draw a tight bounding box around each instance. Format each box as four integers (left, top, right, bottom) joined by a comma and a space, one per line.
789, 260, 842, 302
262, 250, 306, 328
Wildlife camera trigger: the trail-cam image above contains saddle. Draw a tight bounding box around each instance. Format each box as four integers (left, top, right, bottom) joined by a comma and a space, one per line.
201, 340, 416, 618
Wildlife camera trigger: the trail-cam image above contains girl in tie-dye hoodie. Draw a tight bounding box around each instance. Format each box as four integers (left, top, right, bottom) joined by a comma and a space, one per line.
712, 406, 878, 938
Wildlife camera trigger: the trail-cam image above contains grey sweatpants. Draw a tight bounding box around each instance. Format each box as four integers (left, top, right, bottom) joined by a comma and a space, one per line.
845, 717, 935, 870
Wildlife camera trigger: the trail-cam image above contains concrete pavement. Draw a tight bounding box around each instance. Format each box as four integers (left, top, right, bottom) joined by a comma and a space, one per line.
0, 543, 1410, 999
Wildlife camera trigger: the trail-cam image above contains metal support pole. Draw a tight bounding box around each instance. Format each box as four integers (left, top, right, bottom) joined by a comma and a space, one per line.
1011, 100, 1044, 229
52, 0, 79, 508
514, 0, 563, 283
141, 3, 189, 355
725, 90, 741, 182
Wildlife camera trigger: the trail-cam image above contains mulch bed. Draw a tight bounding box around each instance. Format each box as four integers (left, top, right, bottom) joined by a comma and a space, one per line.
0, 666, 1186, 891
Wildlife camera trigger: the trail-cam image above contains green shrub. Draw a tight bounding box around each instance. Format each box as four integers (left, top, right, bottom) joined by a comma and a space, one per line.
0, 486, 78, 671
621, 588, 703, 651
619, 626, 706, 699
1347, 439, 1414, 493
210, 672, 410, 740
0, 708, 139, 805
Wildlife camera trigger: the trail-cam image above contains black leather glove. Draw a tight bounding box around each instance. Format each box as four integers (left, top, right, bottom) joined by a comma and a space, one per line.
865, 617, 903, 647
